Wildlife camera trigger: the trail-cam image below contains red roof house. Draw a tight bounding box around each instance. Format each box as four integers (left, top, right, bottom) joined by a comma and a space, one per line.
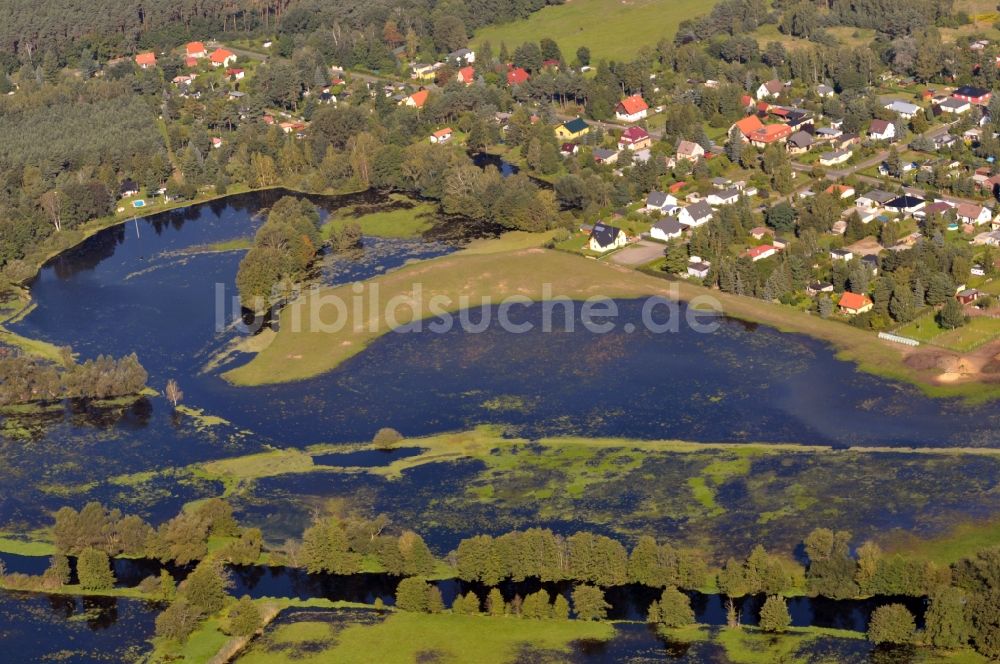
507, 67, 530, 86
135, 52, 157, 68
732, 115, 764, 139
615, 94, 649, 122
456, 66, 475, 85
838, 292, 873, 315
617, 126, 651, 150
209, 48, 237, 67
185, 42, 207, 58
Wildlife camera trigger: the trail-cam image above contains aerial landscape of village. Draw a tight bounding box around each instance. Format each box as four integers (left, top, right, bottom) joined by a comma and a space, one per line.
10, 0, 1000, 661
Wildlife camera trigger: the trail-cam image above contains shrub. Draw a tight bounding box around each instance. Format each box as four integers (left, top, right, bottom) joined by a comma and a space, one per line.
373, 427, 403, 449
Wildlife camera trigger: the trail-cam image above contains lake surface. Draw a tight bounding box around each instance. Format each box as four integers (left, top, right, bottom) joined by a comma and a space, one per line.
2, 189, 999, 661
11, 190, 1000, 452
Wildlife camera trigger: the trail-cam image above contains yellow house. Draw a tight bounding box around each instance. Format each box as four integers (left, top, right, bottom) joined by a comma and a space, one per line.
555, 117, 590, 141
411, 63, 440, 81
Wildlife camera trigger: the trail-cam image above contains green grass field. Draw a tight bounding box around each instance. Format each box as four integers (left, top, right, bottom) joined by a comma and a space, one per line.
474, 0, 712, 62
896, 314, 1000, 352
238, 612, 615, 664
321, 197, 438, 240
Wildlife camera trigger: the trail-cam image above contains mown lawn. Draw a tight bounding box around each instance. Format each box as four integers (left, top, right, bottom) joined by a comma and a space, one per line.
473, 0, 712, 63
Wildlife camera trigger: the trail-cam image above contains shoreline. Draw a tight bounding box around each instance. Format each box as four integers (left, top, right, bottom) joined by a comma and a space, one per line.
6, 183, 999, 401
223, 239, 1000, 401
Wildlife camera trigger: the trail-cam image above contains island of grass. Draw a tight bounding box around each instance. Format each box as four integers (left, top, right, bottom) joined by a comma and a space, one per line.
223, 232, 1000, 401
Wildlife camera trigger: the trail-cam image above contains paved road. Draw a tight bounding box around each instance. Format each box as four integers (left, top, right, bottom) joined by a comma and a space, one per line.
608, 240, 666, 266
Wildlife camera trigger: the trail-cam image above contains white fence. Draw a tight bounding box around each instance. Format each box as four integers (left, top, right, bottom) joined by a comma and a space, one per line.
878, 332, 920, 347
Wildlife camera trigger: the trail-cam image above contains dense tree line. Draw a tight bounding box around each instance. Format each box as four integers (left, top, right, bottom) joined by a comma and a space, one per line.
51, 499, 259, 566
235, 196, 326, 311
0, 351, 147, 405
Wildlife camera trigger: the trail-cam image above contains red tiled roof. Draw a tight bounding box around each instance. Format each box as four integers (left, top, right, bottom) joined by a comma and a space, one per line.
210, 48, 235, 64
839, 292, 872, 310
620, 126, 649, 142
733, 115, 764, 137
457, 66, 475, 84
186, 42, 206, 55
432, 128, 452, 138
507, 67, 530, 85
617, 94, 648, 115
748, 124, 792, 143
135, 52, 156, 66
407, 89, 430, 108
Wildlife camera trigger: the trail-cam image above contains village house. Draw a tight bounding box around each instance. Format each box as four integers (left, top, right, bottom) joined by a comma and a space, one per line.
856, 189, 896, 210
816, 84, 835, 98
939, 98, 971, 114
819, 149, 852, 167
555, 117, 590, 141
560, 143, 579, 157
830, 248, 854, 261
932, 133, 958, 150
868, 119, 896, 141
807, 281, 834, 296
592, 147, 619, 164
618, 126, 652, 151
750, 226, 772, 240
430, 128, 452, 143
455, 66, 476, 85
707, 188, 741, 206
506, 67, 530, 86
744, 244, 777, 261
209, 48, 237, 68
118, 179, 139, 198
675, 140, 705, 162
185, 42, 207, 59
786, 131, 813, 154
615, 94, 649, 122
886, 195, 926, 216
884, 100, 921, 119
678, 201, 713, 228
747, 123, 792, 148
588, 223, 627, 252
411, 63, 440, 81
957, 288, 981, 305
815, 127, 843, 141
838, 292, 874, 315
402, 89, 429, 108
953, 85, 991, 105
225, 68, 244, 80
956, 202, 992, 226
650, 216, 684, 241
135, 52, 157, 69
687, 257, 711, 279
644, 191, 678, 214
824, 184, 855, 199
756, 79, 784, 99
974, 230, 1000, 246
448, 48, 475, 64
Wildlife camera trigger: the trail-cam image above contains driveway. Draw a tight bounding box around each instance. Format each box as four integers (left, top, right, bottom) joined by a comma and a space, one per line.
608, 240, 665, 266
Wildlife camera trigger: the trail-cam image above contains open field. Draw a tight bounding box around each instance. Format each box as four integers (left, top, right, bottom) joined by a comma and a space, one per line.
473, 0, 710, 63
